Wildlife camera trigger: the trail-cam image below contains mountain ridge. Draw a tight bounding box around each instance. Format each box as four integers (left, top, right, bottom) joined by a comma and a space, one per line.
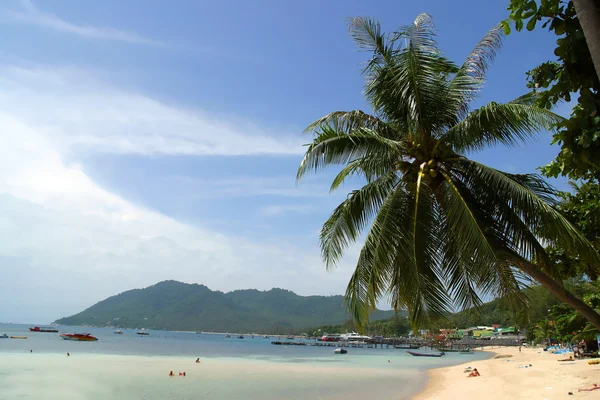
54, 280, 397, 333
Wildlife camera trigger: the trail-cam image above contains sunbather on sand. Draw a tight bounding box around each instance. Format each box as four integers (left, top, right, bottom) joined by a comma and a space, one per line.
467, 368, 480, 377
578, 384, 600, 392
558, 356, 574, 361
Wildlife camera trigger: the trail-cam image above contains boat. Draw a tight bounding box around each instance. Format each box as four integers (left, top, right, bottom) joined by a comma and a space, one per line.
340, 332, 372, 342
334, 348, 348, 354
0, 334, 8, 339
136, 332, 150, 336
238, 335, 244, 339
319, 334, 341, 342
263, 335, 269, 339
10, 336, 27, 339
225, 334, 231, 338
114, 330, 123, 334
405, 351, 445, 357
29, 326, 59, 333
286, 336, 294, 340
60, 333, 98, 341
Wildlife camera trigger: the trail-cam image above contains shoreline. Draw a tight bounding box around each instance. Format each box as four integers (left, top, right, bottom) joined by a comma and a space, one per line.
414, 345, 600, 399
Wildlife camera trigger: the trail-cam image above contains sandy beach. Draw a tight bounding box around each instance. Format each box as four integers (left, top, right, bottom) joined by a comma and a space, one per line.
416, 346, 600, 399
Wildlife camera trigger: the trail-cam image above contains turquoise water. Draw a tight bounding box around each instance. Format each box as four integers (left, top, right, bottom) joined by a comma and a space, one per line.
0, 324, 489, 399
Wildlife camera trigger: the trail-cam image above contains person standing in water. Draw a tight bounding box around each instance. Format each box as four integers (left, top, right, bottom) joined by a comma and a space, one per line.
169, 371, 174, 376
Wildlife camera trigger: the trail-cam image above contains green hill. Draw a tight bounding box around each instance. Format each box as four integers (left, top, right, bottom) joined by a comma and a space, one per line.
54, 280, 396, 333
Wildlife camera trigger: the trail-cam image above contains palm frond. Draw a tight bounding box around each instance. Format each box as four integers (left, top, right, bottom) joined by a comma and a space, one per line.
447, 24, 504, 118
345, 185, 411, 327
320, 171, 400, 268
303, 110, 394, 137
455, 160, 600, 268
444, 102, 563, 153
296, 127, 403, 181
349, 17, 391, 58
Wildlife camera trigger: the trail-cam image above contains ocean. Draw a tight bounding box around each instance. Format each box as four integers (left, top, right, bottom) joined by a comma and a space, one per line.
0, 324, 489, 399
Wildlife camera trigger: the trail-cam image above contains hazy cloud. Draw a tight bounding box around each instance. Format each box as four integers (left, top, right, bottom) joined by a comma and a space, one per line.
5, 0, 163, 46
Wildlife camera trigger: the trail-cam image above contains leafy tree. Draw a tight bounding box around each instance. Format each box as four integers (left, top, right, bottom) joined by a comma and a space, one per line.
505, 0, 600, 181
297, 14, 600, 330
548, 181, 600, 279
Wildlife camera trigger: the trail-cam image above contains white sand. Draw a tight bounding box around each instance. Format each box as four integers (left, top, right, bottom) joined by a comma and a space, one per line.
416, 346, 600, 399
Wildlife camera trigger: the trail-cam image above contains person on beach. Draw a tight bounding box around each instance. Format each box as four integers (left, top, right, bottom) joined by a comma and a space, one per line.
67, 353, 70, 357
558, 356, 574, 361
467, 368, 480, 377
196, 358, 200, 363
183, 372, 186, 377
578, 384, 599, 392
169, 371, 174, 376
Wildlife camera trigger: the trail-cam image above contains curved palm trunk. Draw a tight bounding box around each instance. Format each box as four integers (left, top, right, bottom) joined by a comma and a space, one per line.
573, 0, 600, 81
517, 259, 600, 330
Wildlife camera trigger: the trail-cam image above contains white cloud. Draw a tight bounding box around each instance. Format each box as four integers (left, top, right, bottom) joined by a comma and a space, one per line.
0, 65, 304, 157
260, 204, 316, 216
4, 0, 163, 46
0, 63, 359, 324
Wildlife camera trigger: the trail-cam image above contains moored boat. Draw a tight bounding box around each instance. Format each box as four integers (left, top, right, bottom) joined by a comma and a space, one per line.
60, 333, 98, 341
334, 348, 348, 354
340, 332, 372, 342
406, 350, 445, 357
0, 334, 8, 339
114, 330, 123, 334
319, 334, 341, 342
136, 332, 150, 336
10, 336, 27, 339
29, 326, 59, 333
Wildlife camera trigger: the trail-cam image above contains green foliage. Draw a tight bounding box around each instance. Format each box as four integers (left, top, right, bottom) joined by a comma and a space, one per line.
505, 0, 600, 180
298, 13, 600, 330
548, 181, 600, 279
54, 281, 395, 333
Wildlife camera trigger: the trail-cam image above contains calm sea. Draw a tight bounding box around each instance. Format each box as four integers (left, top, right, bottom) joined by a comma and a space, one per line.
0, 323, 489, 399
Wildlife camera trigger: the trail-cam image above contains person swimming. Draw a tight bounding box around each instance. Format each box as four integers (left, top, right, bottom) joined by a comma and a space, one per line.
169, 371, 174, 377
183, 372, 186, 377
67, 353, 70, 357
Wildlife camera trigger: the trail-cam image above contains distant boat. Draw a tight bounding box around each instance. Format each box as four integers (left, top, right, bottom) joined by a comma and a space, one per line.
406, 351, 445, 357
60, 333, 98, 341
29, 326, 59, 333
238, 335, 244, 339
340, 332, 372, 341
0, 334, 8, 339
114, 330, 123, 334
225, 334, 231, 338
319, 334, 341, 342
10, 336, 27, 339
137, 332, 150, 336
263, 335, 269, 339
286, 336, 294, 340
334, 348, 348, 354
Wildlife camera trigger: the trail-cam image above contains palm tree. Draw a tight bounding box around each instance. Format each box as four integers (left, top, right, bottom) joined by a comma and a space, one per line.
572, 0, 600, 80
297, 14, 600, 330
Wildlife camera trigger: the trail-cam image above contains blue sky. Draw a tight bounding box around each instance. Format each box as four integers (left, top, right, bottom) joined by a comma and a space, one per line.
0, 0, 567, 323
